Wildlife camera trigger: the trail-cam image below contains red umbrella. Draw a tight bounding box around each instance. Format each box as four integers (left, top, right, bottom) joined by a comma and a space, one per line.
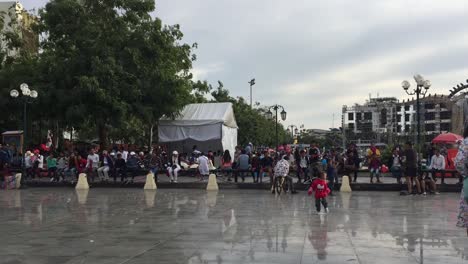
431, 132, 463, 144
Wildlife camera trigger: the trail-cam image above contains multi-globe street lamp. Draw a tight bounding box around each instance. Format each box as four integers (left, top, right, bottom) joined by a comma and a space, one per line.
266, 105, 287, 151
401, 74, 431, 162
286, 125, 298, 138
10, 83, 38, 178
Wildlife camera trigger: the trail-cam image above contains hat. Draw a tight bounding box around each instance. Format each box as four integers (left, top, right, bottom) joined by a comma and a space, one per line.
139, 152, 144, 156
172, 150, 179, 155
33, 149, 40, 154
26, 150, 32, 156
130, 151, 136, 155
110, 152, 116, 156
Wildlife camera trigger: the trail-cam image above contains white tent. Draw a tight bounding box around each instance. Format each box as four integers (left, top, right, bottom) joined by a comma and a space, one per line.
158, 103, 238, 155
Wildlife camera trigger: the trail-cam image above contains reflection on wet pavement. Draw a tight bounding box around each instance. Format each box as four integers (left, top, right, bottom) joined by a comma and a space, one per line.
0, 189, 466, 264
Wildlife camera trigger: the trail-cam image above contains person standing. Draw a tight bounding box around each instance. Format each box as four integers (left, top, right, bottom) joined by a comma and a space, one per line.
297, 150, 310, 183
237, 150, 250, 182
430, 149, 446, 184
402, 142, 421, 195
309, 144, 321, 178
86, 149, 100, 182
390, 149, 403, 184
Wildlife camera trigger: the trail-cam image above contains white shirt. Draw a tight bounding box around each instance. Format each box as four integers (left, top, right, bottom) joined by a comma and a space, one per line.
198, 155, 209, 175
122, 151, 129, 161
87, 154, 100, 168
36, 155, 44, 169
25, 155, 32, 168
430, 154, 445, 170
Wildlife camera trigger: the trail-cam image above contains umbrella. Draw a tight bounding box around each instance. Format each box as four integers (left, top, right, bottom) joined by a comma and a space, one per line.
431, 132, 463, 144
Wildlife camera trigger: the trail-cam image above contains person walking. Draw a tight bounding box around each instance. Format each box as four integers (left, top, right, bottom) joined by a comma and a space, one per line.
308, 172, 331, 214
251, 152, 261, 183
65, 152, 79, 181
56, 153, 68, 181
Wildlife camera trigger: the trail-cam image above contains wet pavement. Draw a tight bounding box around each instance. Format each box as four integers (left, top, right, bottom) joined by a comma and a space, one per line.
0, 189, 467, 264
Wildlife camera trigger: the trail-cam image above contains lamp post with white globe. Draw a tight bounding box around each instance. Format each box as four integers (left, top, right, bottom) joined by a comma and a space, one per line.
10, 83, 38, 177
401, 74, 431, 163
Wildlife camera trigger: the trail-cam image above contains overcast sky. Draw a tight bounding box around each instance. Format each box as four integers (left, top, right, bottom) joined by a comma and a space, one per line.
19, 0, 468, 129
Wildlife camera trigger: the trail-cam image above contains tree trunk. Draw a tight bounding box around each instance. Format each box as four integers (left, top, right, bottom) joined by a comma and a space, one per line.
98, 123, 109, 150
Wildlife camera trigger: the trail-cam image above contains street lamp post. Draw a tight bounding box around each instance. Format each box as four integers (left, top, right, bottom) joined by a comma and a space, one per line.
248, 78, 255, 108
402, 74, 431, 166
10, 83, 38, 180
266, 105, 287, 151
286, 125, 298, 139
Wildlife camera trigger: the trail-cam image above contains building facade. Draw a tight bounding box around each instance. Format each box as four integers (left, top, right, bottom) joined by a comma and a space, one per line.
0, 1, 38, 57
342, 94, 456, 144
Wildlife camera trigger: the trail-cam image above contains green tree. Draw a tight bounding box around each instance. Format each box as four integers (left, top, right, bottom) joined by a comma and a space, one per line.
34, 0, 208, 148
211, 82, 289, 147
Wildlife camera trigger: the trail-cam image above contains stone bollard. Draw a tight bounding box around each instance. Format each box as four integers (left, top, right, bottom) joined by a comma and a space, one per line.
206, 173, 219, 191
15, 173, 22, 189
144, 173, 157, 190
75, 173, 89, 190
340, 175, 352, 192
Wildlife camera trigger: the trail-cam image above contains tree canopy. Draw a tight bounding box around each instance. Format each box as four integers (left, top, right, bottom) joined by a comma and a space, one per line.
0, 0, 291, 150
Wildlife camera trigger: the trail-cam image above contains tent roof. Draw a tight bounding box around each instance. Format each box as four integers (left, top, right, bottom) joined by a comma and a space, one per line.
159, 103, 238, 128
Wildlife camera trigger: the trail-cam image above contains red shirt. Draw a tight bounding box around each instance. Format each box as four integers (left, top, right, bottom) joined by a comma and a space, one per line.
311, 179, 330, 199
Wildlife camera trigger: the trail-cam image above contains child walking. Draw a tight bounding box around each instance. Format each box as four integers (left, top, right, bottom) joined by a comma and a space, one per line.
308, 172, 331, 214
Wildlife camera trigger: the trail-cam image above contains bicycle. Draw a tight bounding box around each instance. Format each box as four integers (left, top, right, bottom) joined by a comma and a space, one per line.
274, 175, 289, 194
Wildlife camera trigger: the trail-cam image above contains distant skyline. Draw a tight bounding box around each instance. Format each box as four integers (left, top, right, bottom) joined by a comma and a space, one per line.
16, 0, 468, 129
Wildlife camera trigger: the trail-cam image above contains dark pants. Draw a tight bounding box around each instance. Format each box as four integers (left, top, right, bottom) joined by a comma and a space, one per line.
115, 168, 127, 181
252, 169, 261, 183
315, 197, 328, 212
432, 169, 445, 184
327, 168, 335, 194
297, 167, 309, 182
127, 168, 138, 181
48, 167, 58, 181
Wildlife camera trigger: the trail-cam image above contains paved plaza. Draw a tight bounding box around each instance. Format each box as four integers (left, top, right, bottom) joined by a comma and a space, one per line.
0, 188, 467, 264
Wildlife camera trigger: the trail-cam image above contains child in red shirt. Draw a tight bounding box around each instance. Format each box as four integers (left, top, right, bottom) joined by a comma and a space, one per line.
308, 172, 331, 214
